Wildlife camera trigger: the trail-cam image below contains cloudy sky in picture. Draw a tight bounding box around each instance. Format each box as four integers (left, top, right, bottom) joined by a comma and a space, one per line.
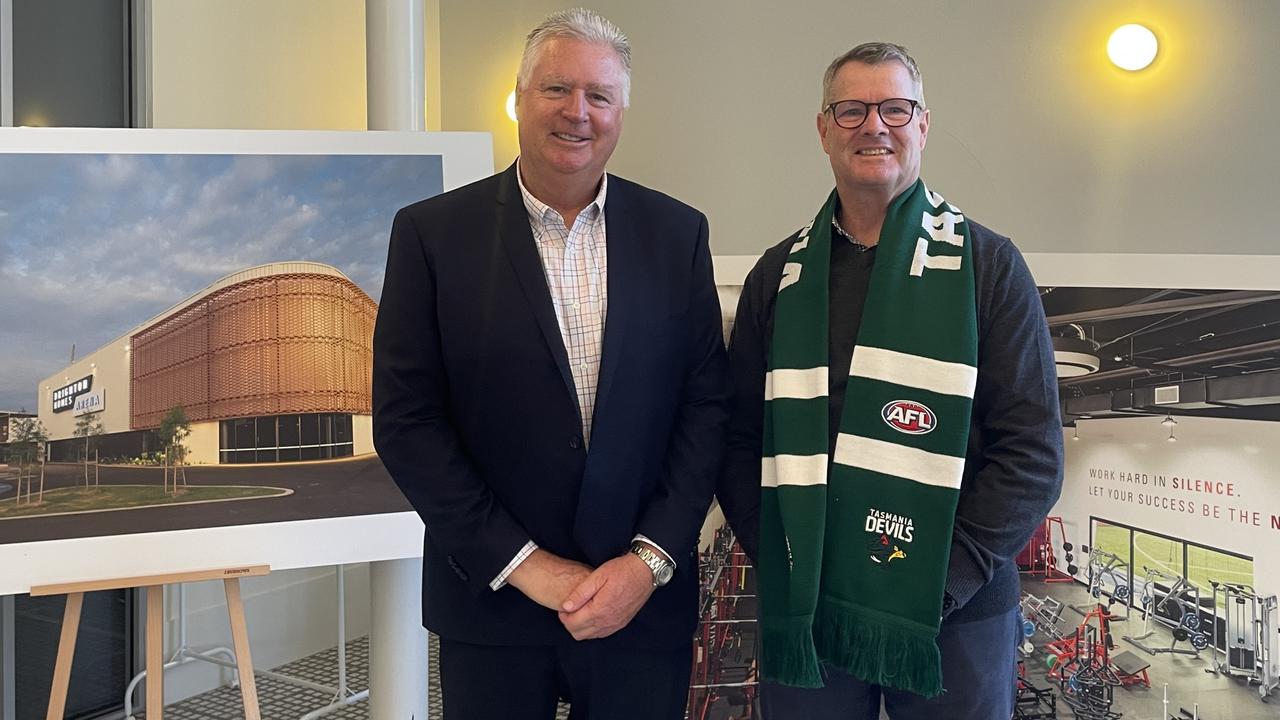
0, 153, 443, 412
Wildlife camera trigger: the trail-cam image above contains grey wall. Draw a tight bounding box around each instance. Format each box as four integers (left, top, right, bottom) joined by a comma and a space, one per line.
439, 0, 1279, 256
12, 0, 128, 127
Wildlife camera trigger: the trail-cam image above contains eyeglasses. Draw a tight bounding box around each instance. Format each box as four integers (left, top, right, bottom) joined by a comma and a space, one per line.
824, 98, 921, 129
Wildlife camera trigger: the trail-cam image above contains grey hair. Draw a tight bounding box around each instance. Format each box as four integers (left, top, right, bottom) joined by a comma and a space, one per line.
821, 42, 925, 109
517, 8, 632, 107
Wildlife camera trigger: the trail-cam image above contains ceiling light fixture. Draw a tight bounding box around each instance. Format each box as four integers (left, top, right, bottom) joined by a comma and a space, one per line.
1108, 24, 1159, 72
1052, 324, 1101, 378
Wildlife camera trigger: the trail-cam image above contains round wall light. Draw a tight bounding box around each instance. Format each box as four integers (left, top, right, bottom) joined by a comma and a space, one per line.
506, 91, 518, 122
1108, 24, 1158, 71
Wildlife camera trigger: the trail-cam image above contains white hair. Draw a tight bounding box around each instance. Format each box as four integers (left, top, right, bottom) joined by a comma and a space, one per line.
516, 8, 631, 106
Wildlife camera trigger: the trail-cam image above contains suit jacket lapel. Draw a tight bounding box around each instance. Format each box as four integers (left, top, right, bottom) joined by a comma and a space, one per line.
573, 179, 637, 561
495, 165, 579, 417
593, 177, 636, 424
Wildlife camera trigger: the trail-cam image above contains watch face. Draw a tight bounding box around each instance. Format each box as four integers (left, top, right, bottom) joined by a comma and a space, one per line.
655, 563, 674, 586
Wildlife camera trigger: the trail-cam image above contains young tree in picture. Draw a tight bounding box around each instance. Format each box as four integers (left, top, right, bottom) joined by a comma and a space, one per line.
9, 419, 32, 506
158, 406, 191, 495
30, 420, 48, 504
10, 418, 49, 505
11, 418, 34, 504
73, 413, 105, 489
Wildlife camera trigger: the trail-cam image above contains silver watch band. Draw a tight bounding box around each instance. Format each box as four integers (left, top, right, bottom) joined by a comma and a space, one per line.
630, 543, 673, 586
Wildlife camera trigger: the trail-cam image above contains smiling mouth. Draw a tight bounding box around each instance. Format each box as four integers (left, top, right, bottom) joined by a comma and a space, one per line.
856, 148, 892, 156
553, 132, 590, 143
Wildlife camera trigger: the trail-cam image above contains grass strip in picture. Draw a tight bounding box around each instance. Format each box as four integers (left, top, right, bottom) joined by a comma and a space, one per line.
0, 485, 291, 520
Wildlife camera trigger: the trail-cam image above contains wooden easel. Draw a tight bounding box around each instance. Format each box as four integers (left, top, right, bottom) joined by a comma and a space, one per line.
31, 565, 270, 720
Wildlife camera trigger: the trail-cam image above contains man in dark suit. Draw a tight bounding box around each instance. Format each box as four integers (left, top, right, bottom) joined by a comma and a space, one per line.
372, 9, 729, 719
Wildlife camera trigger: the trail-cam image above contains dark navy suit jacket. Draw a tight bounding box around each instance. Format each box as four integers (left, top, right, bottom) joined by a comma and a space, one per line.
372, 163, 729, 649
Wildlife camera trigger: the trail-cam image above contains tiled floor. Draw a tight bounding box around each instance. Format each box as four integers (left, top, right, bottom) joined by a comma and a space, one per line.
147, 637, 372, 720
161, 578, 1280, 719
156, 634, 570, 720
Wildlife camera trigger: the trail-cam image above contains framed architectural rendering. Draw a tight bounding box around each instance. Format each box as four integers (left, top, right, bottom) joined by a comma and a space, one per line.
0, 129, 490, 584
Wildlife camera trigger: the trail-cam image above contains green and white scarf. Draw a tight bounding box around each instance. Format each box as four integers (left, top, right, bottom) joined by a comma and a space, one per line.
758, 179, 976, 697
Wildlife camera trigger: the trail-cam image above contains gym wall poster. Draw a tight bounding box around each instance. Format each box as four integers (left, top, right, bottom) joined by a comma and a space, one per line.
0, 128, 492, 549
1024, 251, 1280, 614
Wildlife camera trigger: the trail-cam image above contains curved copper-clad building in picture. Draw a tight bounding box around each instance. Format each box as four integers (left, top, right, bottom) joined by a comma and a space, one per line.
37, 262, 378, 465
130, 264, 375, 429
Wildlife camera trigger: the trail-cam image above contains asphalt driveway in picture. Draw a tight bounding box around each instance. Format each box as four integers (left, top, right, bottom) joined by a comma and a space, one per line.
0, 455, 412, 546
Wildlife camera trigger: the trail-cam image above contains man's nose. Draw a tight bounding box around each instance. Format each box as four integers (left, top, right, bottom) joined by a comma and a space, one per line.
561, 90, 589, 121
861, 108, 888, 134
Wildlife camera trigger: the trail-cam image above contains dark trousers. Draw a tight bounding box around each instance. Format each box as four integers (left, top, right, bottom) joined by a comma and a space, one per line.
760, 606, 1021, 720
438, 636, 692, 720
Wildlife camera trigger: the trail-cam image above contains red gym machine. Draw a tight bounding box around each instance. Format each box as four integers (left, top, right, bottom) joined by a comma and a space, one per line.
1019, 516, 1076, 583
687, 527, 758, 720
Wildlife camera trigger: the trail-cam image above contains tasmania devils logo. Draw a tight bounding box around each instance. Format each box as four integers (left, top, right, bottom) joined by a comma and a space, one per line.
881, 400, 936, 435
865, 508, 913, 567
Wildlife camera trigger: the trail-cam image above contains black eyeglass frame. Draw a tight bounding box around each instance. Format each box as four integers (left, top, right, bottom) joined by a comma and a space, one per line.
824, 98, 922, 129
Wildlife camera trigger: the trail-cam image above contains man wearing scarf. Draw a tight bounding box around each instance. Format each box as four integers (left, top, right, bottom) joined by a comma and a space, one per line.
717, 43, 1063, 718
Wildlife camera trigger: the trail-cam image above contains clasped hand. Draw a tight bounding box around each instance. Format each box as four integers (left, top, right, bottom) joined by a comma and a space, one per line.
558, 553, 655, 640
507, 549, 655, 641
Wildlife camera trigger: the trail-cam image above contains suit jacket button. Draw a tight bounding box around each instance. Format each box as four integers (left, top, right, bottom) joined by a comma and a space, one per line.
569, 437, 581, 449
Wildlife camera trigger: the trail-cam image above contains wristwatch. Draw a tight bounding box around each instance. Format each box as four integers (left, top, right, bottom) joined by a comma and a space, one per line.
630, 543, 675, 587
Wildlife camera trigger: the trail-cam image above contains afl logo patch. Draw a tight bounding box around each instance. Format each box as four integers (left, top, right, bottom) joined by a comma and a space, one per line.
882, 400, 936, 435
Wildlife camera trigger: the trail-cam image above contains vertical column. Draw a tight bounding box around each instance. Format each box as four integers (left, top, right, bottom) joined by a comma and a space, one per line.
367, 5, 429, 718
369, 558, 428, 719
0, 0, 13, 126
423, 0, 440, 131
366, 0, 424, 132
1, 595, 13, 719
129, 0, 153, 128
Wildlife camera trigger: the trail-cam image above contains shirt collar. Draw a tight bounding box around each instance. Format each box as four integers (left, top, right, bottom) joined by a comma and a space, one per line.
516, 158, 608, 227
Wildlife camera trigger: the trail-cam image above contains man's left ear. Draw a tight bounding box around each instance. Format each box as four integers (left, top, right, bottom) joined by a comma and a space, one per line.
918, 108, 930, 149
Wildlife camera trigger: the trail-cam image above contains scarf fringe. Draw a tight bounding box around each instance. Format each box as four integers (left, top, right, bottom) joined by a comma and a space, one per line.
759, 616, 824, 688
815, 600, 944, 698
